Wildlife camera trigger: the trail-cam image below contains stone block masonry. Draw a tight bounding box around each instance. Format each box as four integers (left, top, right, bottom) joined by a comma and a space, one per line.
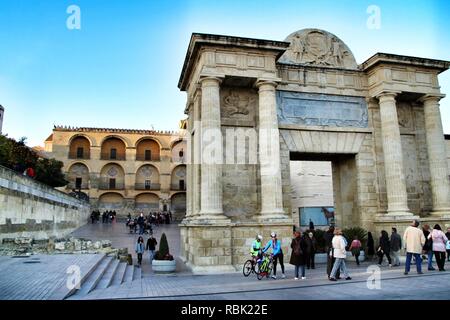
0, 165, 90, 242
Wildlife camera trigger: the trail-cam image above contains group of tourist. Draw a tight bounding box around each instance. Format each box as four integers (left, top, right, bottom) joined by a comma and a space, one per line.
134, 234, 158, 267
90, 210, 117, 223
250, 219, 450, 281
126, 211, 172, 235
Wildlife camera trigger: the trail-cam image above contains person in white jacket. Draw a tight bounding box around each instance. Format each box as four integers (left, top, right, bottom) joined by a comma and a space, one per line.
329, 228, 352, 281
403, 220, 426, 275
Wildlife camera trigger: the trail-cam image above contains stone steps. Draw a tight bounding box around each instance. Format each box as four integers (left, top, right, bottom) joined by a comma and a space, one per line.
96, 259, 120, 289
110, 261, 127, 286
67, 255, 114, 298
133, 265, 142, 281
123, 264, 135, 283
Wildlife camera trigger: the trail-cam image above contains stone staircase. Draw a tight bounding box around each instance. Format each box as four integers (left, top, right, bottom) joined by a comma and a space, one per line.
66, 254, 142, 300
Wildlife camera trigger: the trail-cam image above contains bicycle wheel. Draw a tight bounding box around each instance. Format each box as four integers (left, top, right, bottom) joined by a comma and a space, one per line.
266, 260, 274, 277
257, 270, 264, 280
242, 260, 253, 277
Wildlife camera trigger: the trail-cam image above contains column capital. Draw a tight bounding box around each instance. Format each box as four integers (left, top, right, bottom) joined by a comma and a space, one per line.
365, 97, 378, 108
419, 93, 446, 104
375, 90, 401, 101
198, 76, 223, 87
255, 79, 280, 91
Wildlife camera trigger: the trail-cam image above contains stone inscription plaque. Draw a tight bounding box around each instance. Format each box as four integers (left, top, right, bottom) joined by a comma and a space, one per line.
277, 91, 368, 128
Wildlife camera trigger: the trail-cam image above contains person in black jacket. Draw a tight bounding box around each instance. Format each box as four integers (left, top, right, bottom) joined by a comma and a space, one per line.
377, 230, 392, 267
367, 232, 375, 261
146, 235, 158, 263
422, 224, 435, 270
290, 230, 308, 279
304, 231, 317, 269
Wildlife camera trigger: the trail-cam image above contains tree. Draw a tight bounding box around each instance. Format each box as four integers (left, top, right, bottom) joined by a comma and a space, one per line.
155, 233, 173, 260
35, 158, 68, 187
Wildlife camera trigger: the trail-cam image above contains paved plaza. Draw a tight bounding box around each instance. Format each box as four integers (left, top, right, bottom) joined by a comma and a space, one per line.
0, 221, 449, 300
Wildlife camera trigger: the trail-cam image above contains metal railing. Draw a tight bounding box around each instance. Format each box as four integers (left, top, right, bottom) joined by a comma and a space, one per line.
100, 153, 126, 161
135, 154, 161, 161
98, 181, 125, 190
170, 184, 186, 191
68, 152, 90, 160
135, 183, 161, 190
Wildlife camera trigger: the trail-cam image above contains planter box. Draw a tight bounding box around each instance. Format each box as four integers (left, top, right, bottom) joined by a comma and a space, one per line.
152, 259, 176, 272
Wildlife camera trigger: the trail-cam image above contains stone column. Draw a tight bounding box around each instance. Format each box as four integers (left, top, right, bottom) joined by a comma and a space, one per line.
256, 80, 286, 221
377, 91, 411, 216
421, 94, 450, 215
197, 76, 228, 221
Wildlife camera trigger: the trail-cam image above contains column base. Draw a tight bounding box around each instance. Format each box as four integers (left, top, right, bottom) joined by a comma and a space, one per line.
190, 213, 231, 224
255, 211, 290, 223
375, 213, 419, 222
429, 208, 450, 218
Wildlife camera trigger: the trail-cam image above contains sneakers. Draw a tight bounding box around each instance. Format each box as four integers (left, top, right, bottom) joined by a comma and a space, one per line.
329, 278, 337, 281
271, 275, 277, 279
281, 274, 286, 279
345, 277, 352, 280
404, 272, 408, 275
294, 277, 299, 280
418, 271, 424, 274
301, 276, 306, 280
428, 267, 435, 271
389, 264, 392, 268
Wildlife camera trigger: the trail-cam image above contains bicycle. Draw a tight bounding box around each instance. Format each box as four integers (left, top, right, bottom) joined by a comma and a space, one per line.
256, 253, 273, 280
242, 256, 260, 277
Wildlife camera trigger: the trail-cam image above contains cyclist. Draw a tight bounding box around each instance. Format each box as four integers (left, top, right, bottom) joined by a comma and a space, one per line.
263, 232, 286, 279
250, 235, 263, 266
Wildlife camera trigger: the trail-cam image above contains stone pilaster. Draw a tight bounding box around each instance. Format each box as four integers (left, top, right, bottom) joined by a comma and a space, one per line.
420, 94, 450, 216
197, 76, 229, 222
256, 80, 287, 222
376, 91, 412, 216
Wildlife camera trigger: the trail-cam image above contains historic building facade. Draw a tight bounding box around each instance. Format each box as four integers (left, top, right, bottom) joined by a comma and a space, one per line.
178, 28, 450, 272
45, 124, 187, 220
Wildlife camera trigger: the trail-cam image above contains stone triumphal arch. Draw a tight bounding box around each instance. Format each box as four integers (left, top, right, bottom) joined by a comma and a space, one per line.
178, 29, 450, 273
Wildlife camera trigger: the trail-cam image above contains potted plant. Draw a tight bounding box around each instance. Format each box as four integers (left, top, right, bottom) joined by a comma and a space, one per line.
151, 233, 176, 272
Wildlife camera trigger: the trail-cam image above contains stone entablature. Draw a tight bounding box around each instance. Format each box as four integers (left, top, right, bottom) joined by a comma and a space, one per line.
178, 28, 450, 273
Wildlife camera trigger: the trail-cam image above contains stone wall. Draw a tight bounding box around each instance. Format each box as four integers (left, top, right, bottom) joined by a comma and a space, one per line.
0, 166, 90, 241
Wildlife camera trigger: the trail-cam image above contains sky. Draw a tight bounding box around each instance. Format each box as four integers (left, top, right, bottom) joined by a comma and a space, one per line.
0, 0, 449, 146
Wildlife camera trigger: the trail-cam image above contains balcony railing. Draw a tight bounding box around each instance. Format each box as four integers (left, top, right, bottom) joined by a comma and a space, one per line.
98, 181, 125, 190
135, 183, 161, 190
66, 183, 89, 190
68, 152, 90, 160
135, 154, 161, 161
172, 157, 186, 163
100, 153, 126, 161
170, 184, 186, 191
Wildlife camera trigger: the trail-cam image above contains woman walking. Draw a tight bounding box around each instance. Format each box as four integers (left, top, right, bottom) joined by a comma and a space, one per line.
428, 224, 448, 271
349, 236, 362, 266
325, 226, 339, 279
377, 230, 392, 267
329, 228, 351, 281
290, 230, 307, 280
135, 236, 145, 268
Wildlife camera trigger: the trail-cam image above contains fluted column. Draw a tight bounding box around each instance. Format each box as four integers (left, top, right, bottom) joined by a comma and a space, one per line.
256, 80, 286, 221
377, 91, 412, 216
197, 76, 228, 221
421, 94, 450, 215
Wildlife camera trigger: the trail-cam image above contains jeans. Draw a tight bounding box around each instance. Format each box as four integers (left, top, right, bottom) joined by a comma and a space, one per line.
139, 225, 144, 235
330, 258, 349, 279
391, 250, 401, 266
149, 250, 155, 263
405, 252, 422, 273
427, 251, 434, 269
137, 253, 143, 265
447, 250, 450, 262
295, 265, 305, 278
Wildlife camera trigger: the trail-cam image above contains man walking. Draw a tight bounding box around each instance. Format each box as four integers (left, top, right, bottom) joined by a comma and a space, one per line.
403, 220, 426, 275
390, 227, 402, 267
146, 234, 158, 264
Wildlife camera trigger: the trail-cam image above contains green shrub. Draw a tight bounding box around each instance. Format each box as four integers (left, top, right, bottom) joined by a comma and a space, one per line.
155, 233, 173, 260
342, 227, 368, 249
